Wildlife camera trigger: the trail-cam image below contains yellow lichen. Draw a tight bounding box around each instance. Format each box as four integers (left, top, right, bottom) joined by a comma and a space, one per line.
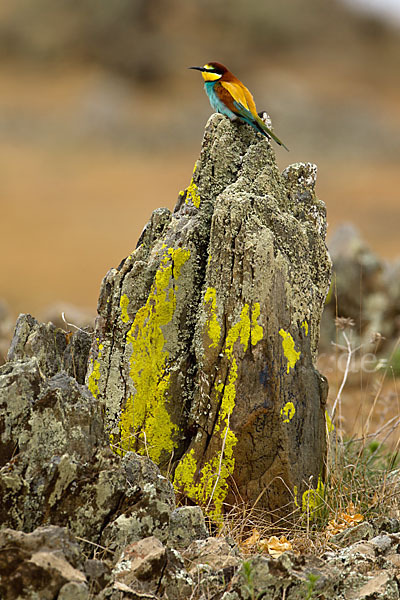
174, 302, 264, 519
117, 247, 190, 464
219, 357, 238, 423
325, 410, 334, 433
120, 294, 130, 324
87, 341, 103, 399
279, 329, 301, 373
173, 448, 198, 491
185, 164, 201, 208
280, 401, 296, 423
293, 485, 299, 508
116, 394, 135, 455
174, 424, 237, 522
302, 476, 325, 515
301, 320, 309, 336
204, 287, 221, 348
225, 305, 250, 359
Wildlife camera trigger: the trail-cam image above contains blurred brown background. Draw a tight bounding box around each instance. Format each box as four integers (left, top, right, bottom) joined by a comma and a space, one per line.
1, 0, 400, 319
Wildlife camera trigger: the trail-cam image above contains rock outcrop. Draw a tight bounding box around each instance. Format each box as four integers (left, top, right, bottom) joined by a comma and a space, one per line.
0, 526, 91, 600
86, 114, 331, 518
0, 315, 213, 600
0, 315, 176, 557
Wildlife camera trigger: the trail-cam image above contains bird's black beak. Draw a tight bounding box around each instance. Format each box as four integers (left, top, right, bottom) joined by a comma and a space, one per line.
188, 66, 206, 72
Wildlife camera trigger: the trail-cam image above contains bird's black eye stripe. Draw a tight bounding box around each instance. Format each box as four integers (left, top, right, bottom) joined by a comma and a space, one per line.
207, 68, 223, 75
204, 65, 220, 73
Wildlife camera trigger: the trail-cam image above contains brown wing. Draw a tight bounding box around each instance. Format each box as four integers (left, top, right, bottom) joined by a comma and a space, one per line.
214, 82, 239, 113
221, 80, 258, 117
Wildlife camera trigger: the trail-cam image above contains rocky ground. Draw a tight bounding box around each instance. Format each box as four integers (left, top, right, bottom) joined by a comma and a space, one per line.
1, 518, 400, 599
1, 312, 399, 599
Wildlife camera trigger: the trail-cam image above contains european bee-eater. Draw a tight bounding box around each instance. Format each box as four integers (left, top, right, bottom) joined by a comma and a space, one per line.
189, 62, 289, 151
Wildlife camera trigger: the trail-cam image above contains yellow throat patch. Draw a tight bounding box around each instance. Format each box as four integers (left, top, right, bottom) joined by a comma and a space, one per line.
202, 65, 222, 82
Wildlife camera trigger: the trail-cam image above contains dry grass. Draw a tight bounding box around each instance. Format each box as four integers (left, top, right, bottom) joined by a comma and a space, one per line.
209, 321, 400, 558
214, 440, 399, 558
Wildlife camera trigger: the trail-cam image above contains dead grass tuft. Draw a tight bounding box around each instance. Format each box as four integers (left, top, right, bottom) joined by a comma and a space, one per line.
208, 324, 400, 558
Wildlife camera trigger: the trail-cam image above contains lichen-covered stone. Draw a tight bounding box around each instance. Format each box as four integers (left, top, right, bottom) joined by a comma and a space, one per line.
221, 532, 400, 600
84, 559, 112, 594
321, 530, 400, 600
0, 526, 87, 600
58, 582, 90, 600
168, 506, 208, 550
100, 452, 176, 553
330, 521, 374, 547
7, 313, 91, 384
87, 113, 331, 518
221, 552, 339, 600
0, 353, 175, 551
372, 516, 400, 535
0, 357, 43, 469
110, 536, 193, 600
183, 537, 241, 572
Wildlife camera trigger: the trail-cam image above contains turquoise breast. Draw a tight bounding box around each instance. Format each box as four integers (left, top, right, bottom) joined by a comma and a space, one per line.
204, 82, 236, 120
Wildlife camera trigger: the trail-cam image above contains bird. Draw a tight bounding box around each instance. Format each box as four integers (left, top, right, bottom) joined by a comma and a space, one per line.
189, 61, 289, 151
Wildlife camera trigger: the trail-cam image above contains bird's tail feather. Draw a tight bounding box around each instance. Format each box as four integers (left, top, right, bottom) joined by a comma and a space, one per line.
233, 101, 289, 151
254, 116, 289, 152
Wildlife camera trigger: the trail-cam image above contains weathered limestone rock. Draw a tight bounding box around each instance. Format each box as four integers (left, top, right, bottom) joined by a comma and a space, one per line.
331, 521, 374, 547
168, 506, 208, 550
7, 313, 91, 384
321, 531, 400, 600
182, 537, 241, 572
87, 113, 331, 518
0, 336, 176, 551
99, 451, 176, 551
182, 536, 241, 600
108, 536, 193, 600
0, 526, 88, 600
221, 553, 337, 600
